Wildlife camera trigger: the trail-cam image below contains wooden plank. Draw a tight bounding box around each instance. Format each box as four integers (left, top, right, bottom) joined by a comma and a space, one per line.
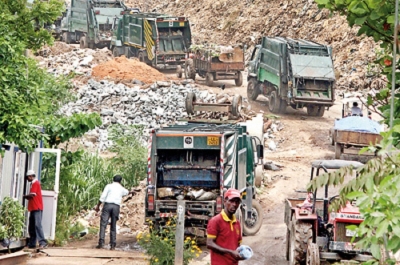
0, 251, 29, 265
335, 130, 381, 146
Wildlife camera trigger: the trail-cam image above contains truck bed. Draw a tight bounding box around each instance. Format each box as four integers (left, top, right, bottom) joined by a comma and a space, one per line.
335, 130, 382, 147
194, 59, 244, 72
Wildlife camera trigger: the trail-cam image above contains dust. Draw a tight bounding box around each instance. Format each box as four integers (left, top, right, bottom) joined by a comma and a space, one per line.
91, 56, 167, 84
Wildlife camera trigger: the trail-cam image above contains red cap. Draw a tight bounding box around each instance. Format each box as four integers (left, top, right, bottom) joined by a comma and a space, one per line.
224, 188, 241, 201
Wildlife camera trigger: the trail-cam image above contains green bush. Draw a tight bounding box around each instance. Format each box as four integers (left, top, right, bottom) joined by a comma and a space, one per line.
0, 197, 25, 252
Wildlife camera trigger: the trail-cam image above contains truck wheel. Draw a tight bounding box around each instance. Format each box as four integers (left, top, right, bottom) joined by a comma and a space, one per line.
185, 92, 196, 115
254, 164, 263, 187
232, 95, 242, 116
247, 78, 260, 101
316, 106, 325, 117
334, 143, 342, 159
112, 46, 120, 57
289, 220, 312, 265
235, 71, 243, 86
243, 200, 263, 236
80, 35, 88, 49
176, 65, 183, 78
306, 243, 320, 265
185, 59, 196, 80
205, 72, 214, 87
307, 105, 318, 116
268, 91, 281, 113
279, 99, 287, 113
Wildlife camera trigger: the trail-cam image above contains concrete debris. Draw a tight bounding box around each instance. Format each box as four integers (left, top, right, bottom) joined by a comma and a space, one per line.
264, 161, 282, 171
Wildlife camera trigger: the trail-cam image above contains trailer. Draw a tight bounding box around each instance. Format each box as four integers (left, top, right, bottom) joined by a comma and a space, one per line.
182, 45, 245, 87
111, 12, 191, 70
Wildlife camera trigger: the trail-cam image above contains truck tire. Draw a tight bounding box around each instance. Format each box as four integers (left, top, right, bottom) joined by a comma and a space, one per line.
268, 91, 281, 113
316, 106, 325, 117
232, 95, 242, 117
185, 92, 196, 115
289, 220, 312, 265
254, 164, 263, 187
243, 200, 263, 236
235, 71, 243, 86
176, 65, 183, 78
307, 105, 318, 116
80, 36, 88, 49
247, 78, 260, 101
334, 143, 342, 159
306, 243, 320, 265
205, 72, 214, 87
112, 46, 120, 57
185, 59, 196, 80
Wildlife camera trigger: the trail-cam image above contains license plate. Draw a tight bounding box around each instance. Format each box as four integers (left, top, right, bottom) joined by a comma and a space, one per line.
207, 136, 219, 146
346, 229, 358, 237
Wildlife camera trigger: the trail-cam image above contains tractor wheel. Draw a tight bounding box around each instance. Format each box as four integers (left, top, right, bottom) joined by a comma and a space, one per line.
235, 71, 243, 86
289, 220, 313, 265
176, 65, 183, 78
112, 46, 120, 57
232, 95, 242, 117
254, 164, 263, 188
307, 105, 318, 116
306, 243, 320, 265
243, 200, 263, 236
334, 143, 342, 159
185, 59, 196, 80
268, 90, 281, 113
285, 228, 290, 261
247, 78, 260, 101
205, 72, 214, 87
185, 92, 196, 115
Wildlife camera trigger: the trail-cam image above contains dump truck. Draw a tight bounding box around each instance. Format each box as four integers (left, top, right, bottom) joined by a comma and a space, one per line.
60, 0, 127, 49
144, 95, 264, 238
111, 12, 191, 70
247, 37, 336, 116
285, 160, 372, 265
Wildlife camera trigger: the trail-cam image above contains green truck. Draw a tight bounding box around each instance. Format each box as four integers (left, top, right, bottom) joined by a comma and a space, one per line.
145, 104, 264, 237
60, 0, 127, 49
247, 37, 336, 116
111, 12, 192, 69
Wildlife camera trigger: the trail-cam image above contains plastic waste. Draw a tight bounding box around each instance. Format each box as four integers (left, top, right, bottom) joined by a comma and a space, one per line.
237, 245, 253, 260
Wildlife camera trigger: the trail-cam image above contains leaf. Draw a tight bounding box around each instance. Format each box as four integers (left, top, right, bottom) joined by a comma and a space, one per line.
346, 191, 365, 200
370, 243, 381, 260
387, 15, 395, 24
376, 220, 389, 237
354, 16, 367, 25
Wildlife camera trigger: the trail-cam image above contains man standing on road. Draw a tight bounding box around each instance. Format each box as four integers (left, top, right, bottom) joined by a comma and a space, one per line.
24, 170, 48, 249
95, 175, 135, 250
207, 188, 245, 265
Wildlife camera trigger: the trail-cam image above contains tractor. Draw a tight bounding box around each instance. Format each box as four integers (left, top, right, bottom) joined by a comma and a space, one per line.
284, 160, 373, 264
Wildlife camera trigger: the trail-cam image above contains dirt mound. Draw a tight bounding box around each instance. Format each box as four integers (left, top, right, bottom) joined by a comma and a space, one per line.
37, 41, 75, 57
91, 56, 166, 84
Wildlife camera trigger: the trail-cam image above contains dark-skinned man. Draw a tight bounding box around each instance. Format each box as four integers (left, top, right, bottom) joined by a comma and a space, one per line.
206, 188, 245, 265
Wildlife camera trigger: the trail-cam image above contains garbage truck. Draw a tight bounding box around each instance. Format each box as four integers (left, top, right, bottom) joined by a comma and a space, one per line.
144, 95, 264, 238
111, 12, 192, 70
247, 37, 336, 116
60, 0, 127, 49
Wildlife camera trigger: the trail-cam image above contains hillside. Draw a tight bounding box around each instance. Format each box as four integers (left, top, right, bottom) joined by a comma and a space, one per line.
126, 0, 383, 92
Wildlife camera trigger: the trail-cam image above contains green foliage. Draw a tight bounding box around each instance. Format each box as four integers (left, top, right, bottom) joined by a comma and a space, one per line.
138, 218, 200, 265
307, 129, 400, 264
108, 124, 147, 186
0, 197, 25, 252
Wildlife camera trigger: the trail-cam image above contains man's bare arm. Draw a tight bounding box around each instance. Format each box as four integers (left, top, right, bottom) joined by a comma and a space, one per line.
206, 238, 243, 260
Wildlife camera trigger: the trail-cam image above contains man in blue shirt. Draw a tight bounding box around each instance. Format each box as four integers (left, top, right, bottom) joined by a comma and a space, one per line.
94, 175, 135, 250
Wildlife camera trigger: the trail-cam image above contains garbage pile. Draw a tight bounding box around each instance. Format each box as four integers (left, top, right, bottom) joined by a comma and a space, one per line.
263, 116, 284, 151
126, 0, 383, 92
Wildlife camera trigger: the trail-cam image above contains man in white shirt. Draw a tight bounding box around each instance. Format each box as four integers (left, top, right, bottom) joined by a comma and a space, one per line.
351, 102, 362, 116
94, 175, 135, 250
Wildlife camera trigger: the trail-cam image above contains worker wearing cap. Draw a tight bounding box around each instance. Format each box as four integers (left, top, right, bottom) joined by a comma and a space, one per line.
23, 170, 48, 249
207, 188, 244, 265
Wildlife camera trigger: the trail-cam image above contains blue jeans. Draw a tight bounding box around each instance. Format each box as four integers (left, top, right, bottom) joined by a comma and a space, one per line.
98, 203, 120, 247
28, 210, 47, 247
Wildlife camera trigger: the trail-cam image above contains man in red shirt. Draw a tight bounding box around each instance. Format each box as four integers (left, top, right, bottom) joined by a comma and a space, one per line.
23, 170, 48, 249
207, 188, 244, 265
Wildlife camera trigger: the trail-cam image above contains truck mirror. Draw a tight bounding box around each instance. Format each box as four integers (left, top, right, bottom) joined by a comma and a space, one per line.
256, 144, 263, 159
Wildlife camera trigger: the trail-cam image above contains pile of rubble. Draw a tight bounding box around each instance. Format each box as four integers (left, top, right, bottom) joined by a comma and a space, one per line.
126, 0, 384, 92
263, 116, 285, 151
59, 79, 220, 150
